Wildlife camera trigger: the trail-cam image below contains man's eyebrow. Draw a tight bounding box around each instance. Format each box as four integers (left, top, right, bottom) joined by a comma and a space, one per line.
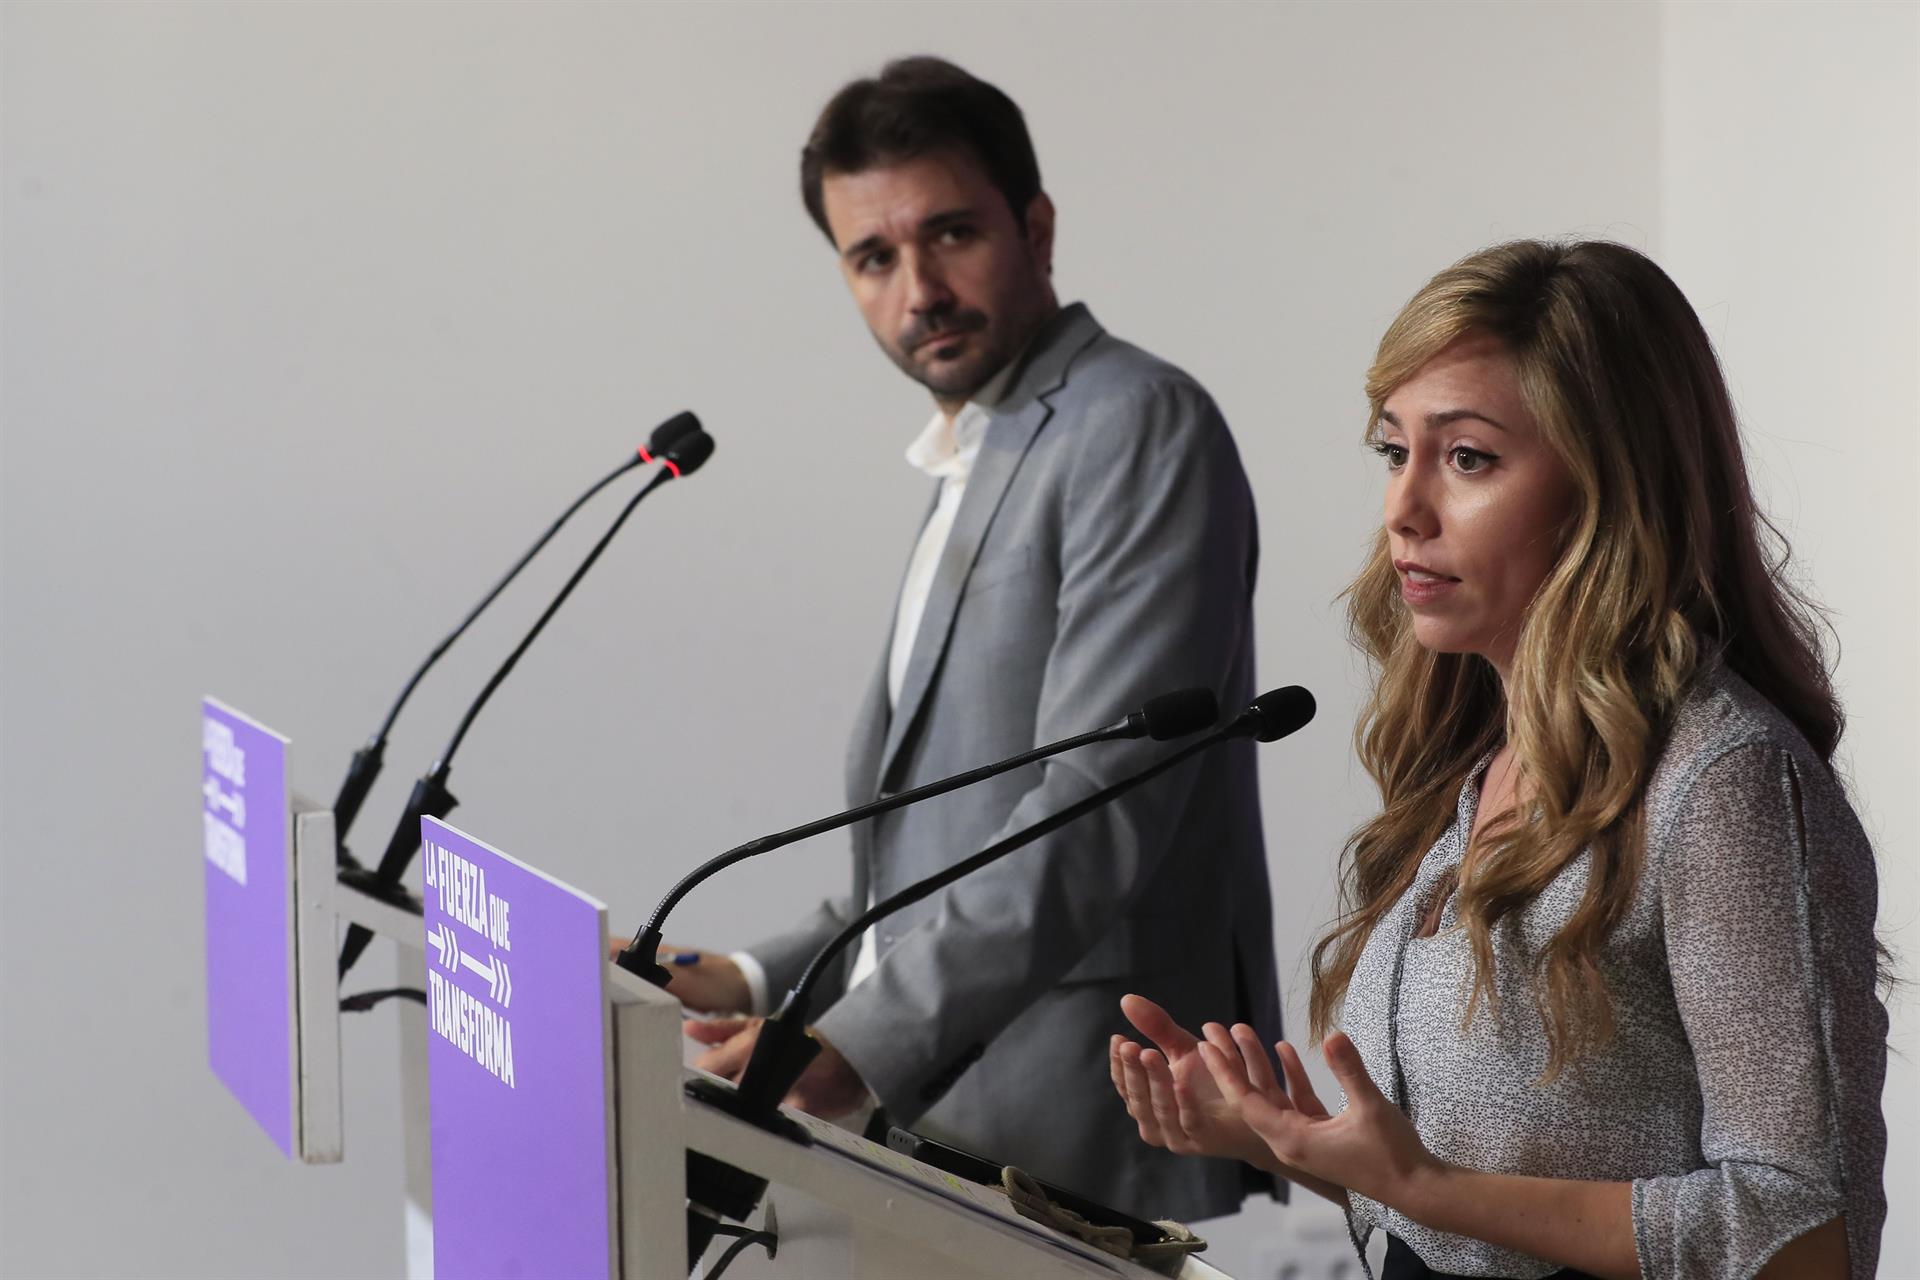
839, 207, 982, 265
920, 206, 980, 233
1378, 407, 1512, 433
840, 233, 887, 264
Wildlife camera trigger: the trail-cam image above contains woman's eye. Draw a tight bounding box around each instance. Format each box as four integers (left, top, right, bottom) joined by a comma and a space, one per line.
1370, 442, 1408, 469
1451, 447, 1494, 473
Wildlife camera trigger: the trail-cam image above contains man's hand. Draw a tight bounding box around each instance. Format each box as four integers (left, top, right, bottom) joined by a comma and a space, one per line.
686, 1017, 872, 1120
605, 939, 751, 1014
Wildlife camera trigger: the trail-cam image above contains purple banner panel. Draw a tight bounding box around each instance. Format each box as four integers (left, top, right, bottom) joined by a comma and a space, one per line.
202, 698, 294, 1156
423, 818, 614, 1280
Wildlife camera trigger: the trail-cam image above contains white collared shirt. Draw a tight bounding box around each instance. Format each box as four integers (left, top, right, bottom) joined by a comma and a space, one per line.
730, 370, 1014, 1017
886, 399, 992, 706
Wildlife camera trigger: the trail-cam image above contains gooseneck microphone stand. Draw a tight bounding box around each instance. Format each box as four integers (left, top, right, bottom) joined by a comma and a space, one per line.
337, 427, 716, 979
678, 686, 1315, 1273
614, 687, 1218, 986
329, 412, 701, 863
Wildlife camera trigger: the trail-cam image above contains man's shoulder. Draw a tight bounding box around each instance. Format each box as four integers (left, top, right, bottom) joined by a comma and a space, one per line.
1009, 304, 1218, 420
1059, 327, 1216, 411
1000, 307, 1241, 475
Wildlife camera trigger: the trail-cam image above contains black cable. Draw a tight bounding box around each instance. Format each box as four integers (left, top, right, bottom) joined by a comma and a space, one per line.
340, 987, 428, 1013
703, 1229, 777, 1279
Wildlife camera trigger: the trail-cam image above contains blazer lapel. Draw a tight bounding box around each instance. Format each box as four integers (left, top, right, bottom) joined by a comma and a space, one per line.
845, 648, 891, 810
875, 304, 1104, 788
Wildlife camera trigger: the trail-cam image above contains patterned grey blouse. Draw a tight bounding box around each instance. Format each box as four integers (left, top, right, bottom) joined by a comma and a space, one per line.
1340, 665, 1888, 1278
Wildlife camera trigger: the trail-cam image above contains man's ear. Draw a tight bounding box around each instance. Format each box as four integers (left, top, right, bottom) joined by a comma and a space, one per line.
1024, 191, 1057, 275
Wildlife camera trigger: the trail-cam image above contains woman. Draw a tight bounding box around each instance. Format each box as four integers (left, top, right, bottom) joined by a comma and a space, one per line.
1111, 241, 1888, 1279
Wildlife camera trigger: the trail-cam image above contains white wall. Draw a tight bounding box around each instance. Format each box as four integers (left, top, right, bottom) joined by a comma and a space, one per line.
1659, 2, 1920, 1268
0, 2, 1903, 1277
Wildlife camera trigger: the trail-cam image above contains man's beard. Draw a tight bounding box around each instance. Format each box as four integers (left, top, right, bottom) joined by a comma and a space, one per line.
881, 305, 1014, 401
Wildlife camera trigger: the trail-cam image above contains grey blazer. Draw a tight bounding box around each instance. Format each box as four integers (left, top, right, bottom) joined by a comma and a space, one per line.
743, 304, 1283, 1223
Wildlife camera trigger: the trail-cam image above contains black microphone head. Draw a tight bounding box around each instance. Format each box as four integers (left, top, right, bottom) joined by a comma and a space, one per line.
1140, 688, 1219, 741
647, 410, 701, 457
1241, 686, 1315, 743
662, 430, 714, 477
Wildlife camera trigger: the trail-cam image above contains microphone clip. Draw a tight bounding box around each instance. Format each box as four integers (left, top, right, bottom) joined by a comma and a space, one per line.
336, 765, 456, 914
613, 927, 674, 987
732, 1008, 822, 1117
682, 1001, 820, 1145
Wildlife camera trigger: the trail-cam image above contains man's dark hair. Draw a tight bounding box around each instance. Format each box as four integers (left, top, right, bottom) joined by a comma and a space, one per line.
800, 56, 1042, 242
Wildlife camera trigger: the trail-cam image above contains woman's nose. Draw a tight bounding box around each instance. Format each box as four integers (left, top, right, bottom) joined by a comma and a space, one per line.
1385, 463, 1440, 541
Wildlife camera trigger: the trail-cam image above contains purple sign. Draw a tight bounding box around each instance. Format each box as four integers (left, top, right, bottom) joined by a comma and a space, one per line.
202, 698, 294, 1156
422, 818, 614, 1280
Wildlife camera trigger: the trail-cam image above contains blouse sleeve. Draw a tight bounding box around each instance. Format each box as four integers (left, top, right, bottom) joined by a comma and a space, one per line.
1631, 740, 1883, 1278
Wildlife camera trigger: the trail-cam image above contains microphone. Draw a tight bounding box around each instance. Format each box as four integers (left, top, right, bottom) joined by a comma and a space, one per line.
336, 422, 716, 978
613, 687, 1219, 985
733, 685, 1313, 1111
678, 686, 1313, 1272
330, 411, 701, 861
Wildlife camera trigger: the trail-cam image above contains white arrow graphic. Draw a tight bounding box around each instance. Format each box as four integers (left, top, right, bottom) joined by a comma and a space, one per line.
428, 924, 460, 972
202, 777, 246, 827
455, 952, 513, 1008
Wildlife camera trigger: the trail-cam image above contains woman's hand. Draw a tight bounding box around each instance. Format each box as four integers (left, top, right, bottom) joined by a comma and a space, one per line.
1201, 1028, 1442, 1209
1109, 994, 1275, 1168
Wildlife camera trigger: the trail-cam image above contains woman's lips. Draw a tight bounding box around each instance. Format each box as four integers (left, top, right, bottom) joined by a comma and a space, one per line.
1395, 559, 1460, 605
1400, 575, 1458, 604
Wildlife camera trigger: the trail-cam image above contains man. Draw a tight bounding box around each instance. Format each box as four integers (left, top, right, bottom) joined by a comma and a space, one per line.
667, 56, 1281, 1224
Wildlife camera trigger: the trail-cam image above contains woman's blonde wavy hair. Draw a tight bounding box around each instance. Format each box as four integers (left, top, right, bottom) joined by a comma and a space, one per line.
1308, 240, 1844, 1076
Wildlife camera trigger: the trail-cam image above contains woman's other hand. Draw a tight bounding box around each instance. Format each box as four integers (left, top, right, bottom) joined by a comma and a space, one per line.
1110, 994, 1284, 1168
1202, 1028, 1440, 1209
